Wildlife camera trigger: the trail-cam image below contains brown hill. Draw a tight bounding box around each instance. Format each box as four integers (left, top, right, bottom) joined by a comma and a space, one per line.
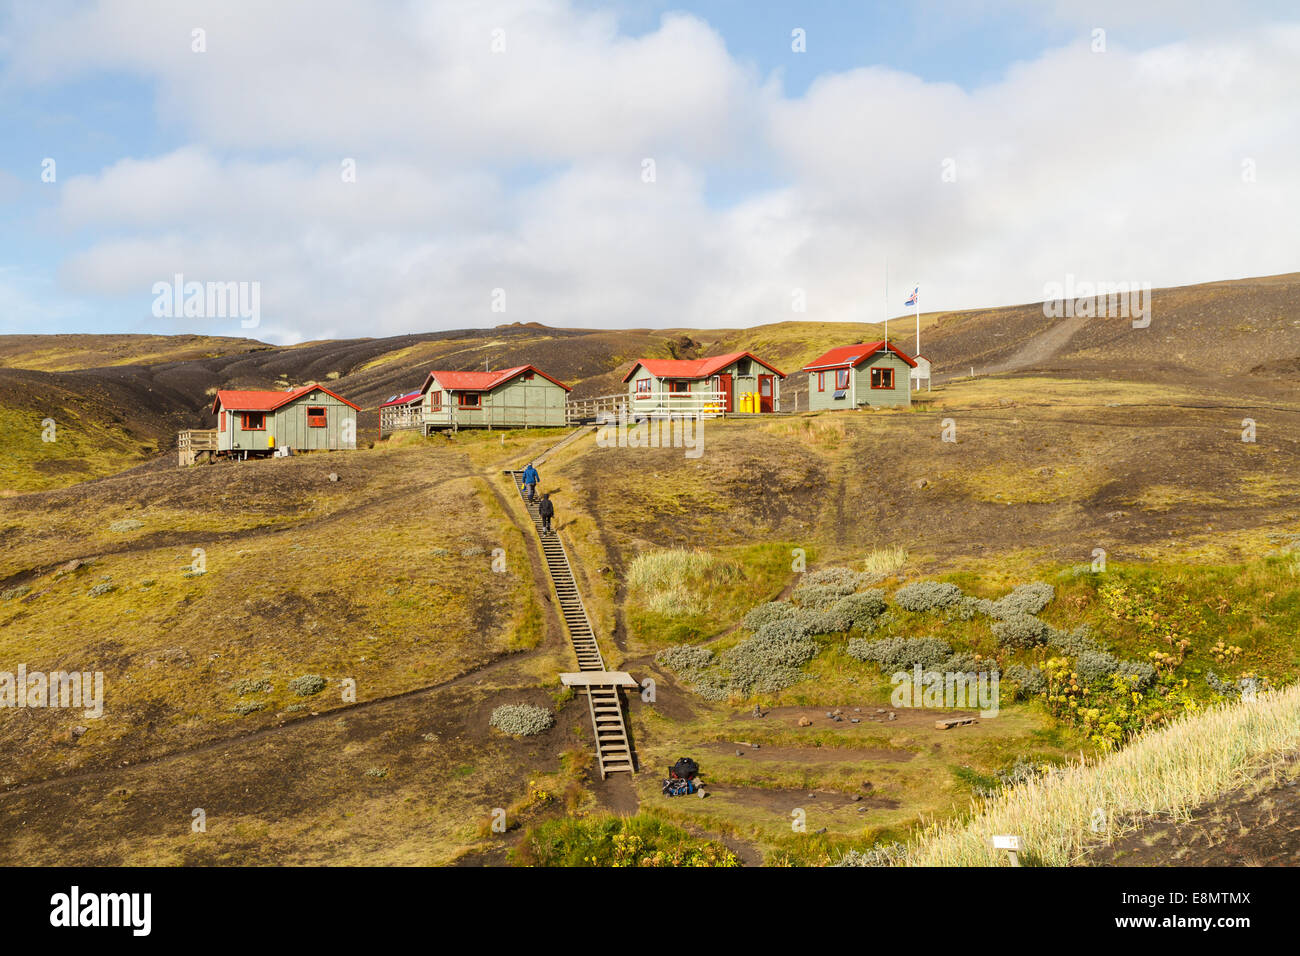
1, 271, 1296, 493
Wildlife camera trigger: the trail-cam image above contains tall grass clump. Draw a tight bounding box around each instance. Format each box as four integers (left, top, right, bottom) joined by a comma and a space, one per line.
627, 548, 741, 617
862, 546, 908, 579
907, 684, 1300, 866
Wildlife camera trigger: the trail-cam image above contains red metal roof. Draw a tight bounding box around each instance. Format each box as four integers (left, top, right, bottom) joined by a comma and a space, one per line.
620, 351, 785, 383
211, 383, 361, 414
421, 364, 572, 394
801, 342, 917, 371
379, 390, 423, 408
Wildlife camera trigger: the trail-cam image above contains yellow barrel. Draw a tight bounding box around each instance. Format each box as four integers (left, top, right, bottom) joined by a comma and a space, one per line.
268, 434, 275, 448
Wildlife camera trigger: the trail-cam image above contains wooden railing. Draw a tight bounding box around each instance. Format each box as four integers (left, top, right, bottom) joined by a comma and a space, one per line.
629, 389, 732, 416
177, 429, 218, 466
379, 405, 423, 433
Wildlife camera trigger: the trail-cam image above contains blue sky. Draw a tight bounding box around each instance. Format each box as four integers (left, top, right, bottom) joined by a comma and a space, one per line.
1, 0, 1296, 342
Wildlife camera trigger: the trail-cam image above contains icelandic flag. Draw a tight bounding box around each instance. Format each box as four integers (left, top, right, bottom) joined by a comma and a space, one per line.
904, 285, 918, 307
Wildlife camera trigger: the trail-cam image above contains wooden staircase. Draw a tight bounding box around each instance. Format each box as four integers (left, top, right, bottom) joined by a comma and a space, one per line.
509, 469, 636, 778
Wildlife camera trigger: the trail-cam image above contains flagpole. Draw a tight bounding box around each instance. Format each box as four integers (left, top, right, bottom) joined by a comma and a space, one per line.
915, 284, 920, 357
883, 257, 888, 351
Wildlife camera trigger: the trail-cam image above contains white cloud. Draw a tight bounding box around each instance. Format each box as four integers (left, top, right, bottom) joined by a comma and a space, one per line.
6, 2, 1298, 341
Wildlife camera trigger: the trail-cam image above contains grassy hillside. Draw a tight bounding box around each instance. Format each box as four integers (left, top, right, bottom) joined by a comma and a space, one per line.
2, 271, 1295, 495
1, 272, 1298, 864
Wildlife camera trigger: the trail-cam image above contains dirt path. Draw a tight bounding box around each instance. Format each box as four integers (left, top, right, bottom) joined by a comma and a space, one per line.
937, 311, 1090, 381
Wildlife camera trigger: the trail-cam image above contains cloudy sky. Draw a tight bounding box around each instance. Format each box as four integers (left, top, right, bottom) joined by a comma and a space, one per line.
1, 0, 1296, 344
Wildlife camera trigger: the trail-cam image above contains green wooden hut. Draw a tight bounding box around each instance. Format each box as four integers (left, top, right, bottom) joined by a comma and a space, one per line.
621, 351, 785, 415
212, 383, 359, 456
417, 365, 570, 431
801, 342, 915, 410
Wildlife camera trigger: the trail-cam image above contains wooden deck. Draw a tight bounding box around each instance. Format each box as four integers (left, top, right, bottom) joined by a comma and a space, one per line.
177, 429, 218, 466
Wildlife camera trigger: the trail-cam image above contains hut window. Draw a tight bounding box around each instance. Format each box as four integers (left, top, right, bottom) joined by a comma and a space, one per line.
307, 406, 327, 427
242, 412, 265, 430
219, 412, 226, 432
458, 392, 481, 408
817, 372, 825, 392
668, 380, 689, 394
635, 379, 652, 398
430, 391, 442, 410
870, 367, 895, 389
835, 368, 850, 389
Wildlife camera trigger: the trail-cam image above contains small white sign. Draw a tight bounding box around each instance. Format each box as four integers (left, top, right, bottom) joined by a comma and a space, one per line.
992, 835, 1021, 851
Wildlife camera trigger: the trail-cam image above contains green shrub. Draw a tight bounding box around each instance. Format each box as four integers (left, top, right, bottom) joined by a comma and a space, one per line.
1, 584, 31, 602
1046, 623, 1103, 656
742, 601, 797, 632
991, 582, 1055, 617
655, 645, 715, 673
791, 582, 855, 610
835, 842, 908, 866
231, 678, 273, 695
720, 620, 819, 695
893, 581, 963, 612
289, 674, 327, 696
231, 700, 267, 716
846, 635, 952, 671
832, 590, 888, 631
1006, 664, 1046, 696
489, 703, 555, 737
992, 613, 1050, 648
1076, 650, 1120, 682
799, 567, 863, 590
1115, 660, 1157, 690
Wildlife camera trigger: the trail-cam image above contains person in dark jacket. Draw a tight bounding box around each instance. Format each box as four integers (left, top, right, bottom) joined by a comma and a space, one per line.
538, 493, 555, 534
521, 462, 539, 502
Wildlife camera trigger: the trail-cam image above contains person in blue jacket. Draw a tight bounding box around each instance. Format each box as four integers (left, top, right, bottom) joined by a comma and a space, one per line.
521, 462, 539, 502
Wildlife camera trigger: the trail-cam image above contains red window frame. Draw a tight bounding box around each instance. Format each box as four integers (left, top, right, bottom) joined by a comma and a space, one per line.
836, 368, 850, 389
219, 411, 226, 433
635, 378, 652, 398
870, 367, 895, 389
817, 371, 825, 392
241, 412, 266, 430
430, 391, 442, 410
306, 406, 327, 428
667, 380, 689, 394
457, 391, 481, 408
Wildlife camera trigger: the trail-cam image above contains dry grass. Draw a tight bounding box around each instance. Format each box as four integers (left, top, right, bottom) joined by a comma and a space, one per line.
626, 548, 741, 617
862, 545, 908, 578
907, 683, 1300, 866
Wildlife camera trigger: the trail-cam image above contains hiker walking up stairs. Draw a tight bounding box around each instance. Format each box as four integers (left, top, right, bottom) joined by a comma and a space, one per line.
508, 468, 636, 778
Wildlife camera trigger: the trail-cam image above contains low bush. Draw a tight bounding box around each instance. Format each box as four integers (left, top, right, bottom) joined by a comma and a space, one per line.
893, 581, 963, 612
720, 621, 820, 695
1005, 664, 1046, 696
991, 581, 1055, 617
289, 674, 327, 696
742, 601, 796, 632
1075, 650, 1120, 683
231, 678, 272, 695
846, 636, 952, 671
992, 613, 1050, 649
489, 703, 555, 737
